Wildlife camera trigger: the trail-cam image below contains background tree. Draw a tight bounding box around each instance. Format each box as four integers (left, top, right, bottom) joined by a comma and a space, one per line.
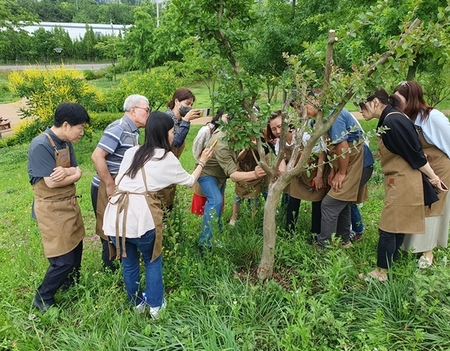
124, 7, 156, 71
95, 33, 126, 81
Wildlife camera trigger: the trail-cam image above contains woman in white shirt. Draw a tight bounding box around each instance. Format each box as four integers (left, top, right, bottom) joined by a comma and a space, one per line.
103, 111, 213, 318
395, 81, 450, 268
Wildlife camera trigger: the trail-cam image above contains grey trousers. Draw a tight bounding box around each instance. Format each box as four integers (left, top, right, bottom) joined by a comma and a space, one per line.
317, 196, 351, 246
317, 165, 373, 246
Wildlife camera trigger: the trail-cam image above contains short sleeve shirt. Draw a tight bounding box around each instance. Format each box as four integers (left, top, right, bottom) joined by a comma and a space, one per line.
201, 129, 238, 181
28, 128, 77, 185
92, 116, 139, 188
328, 108, 362, 144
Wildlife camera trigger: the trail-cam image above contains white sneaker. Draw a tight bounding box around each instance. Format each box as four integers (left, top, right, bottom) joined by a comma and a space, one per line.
149, 299, 167, 320
229, 219, 236, 226
135, 293, 147, 314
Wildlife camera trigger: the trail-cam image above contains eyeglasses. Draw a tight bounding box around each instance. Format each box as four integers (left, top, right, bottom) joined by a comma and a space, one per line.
398, 81, 409, 87
135, 106, 150, 114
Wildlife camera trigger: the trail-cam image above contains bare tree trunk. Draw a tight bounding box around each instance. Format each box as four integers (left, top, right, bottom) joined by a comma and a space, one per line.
257, 180, 284, 280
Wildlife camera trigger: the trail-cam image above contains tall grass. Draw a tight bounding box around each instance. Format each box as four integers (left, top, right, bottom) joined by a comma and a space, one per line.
1, 121, 450, 350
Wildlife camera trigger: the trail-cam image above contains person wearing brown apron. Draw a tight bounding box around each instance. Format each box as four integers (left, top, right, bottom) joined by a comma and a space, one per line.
310, 103, 374, 248
160, 88, 201, 211
191, 111, 230, 216
198, 129, 266, 249
394, 81, 450, 268
91, 94, 150, 270
358, 89, 441, 282
285, 128, 330, 237
229, 143, 268, 225
28, 103, 90, 312
102, 112, 214, 318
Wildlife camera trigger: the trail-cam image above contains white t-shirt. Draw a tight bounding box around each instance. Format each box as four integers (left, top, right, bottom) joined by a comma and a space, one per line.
103, 147, 195, 238
416, 109, 450, 158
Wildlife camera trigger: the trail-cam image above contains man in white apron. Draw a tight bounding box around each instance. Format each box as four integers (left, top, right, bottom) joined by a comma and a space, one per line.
28, 103, 90, 312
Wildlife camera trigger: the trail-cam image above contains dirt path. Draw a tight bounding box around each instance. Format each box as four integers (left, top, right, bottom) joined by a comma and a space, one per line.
0, 99, 27, 137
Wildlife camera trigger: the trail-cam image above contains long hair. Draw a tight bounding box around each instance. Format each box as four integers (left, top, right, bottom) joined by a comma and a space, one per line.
394, 81, 432, 122
125, 112, 174, 179
166, 88, 195, 109
209, 109, 225, 132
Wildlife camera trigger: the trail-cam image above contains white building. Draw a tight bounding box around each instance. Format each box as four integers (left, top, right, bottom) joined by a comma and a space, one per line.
21, 22, 131, 41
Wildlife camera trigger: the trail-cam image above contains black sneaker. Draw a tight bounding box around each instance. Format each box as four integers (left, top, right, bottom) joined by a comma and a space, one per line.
32, 296, 54, 313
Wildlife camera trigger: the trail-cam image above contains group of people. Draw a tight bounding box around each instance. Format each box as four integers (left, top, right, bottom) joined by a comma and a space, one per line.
27, 81, 449, 317
28, 89, 212, 317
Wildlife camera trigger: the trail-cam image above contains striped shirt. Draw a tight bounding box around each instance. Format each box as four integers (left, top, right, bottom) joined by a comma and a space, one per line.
91, 116, 139, 188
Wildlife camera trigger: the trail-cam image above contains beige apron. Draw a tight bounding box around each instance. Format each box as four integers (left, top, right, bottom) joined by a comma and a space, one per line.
235, 148, 266, 198
96, 123, 138, 258
327, 140, 368, 203
418, 130, 450, 217
33, 133, 85, 258
288, 153, 330, 202
109, 168, 164, 262
378, 131, 425, 234
159, 142, 186, 207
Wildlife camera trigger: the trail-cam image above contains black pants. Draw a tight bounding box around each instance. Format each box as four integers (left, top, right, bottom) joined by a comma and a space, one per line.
91, 184, 115, 270
377, 230, 405, 269
286, 198, 322, 235
36, 241, 83, 303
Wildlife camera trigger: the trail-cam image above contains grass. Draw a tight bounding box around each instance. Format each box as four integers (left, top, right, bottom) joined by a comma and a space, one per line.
1, 119, 450, 350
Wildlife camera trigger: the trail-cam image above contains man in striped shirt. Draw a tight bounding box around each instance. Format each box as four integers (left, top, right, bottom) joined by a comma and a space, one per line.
91, 94, 150, 270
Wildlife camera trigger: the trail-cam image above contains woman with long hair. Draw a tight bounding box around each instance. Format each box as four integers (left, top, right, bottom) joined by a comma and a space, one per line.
394, 81, 450, 268
358, 89, 441, 281
103, 111, 213, 318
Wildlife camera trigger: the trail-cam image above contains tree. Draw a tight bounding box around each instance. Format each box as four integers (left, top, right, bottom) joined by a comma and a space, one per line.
124, 7, 156, 71
165, 36, 226, 114
95, 33, 125, 81
173, 0, 450, 280
1, 0, 38, 29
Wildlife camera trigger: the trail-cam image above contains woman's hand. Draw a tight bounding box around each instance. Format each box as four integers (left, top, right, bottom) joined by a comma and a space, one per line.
183, 109, 201, 122
199, 147, 214, 164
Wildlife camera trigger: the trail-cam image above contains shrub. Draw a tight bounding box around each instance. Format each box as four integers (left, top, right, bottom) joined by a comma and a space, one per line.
104, 68, 183, 112
7, 68, 105, 142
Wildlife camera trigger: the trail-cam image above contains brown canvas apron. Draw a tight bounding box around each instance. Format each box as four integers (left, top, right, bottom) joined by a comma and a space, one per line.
159, 142, 186, 207
288, 153, 330, 202
378, 131, 425, 234
418, 130, 450, 217
95, 121, 137, 258
33, 133, 85, 258
327, 141, 367, 203
109, 167, 164, 262
235, 147, 266, 198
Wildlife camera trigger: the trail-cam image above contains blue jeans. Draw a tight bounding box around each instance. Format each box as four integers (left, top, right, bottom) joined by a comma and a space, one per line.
351, 204, 365, 233
110, 229, 164, 308
198, 175, 225, 247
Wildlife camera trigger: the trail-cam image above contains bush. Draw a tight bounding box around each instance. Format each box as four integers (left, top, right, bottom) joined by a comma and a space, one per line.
103, 68, 183, 112
7, 68, 105, 143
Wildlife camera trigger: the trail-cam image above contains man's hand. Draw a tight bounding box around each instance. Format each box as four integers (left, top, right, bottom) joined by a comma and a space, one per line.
50, 166, 72, 182
331, 172, 346, 191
